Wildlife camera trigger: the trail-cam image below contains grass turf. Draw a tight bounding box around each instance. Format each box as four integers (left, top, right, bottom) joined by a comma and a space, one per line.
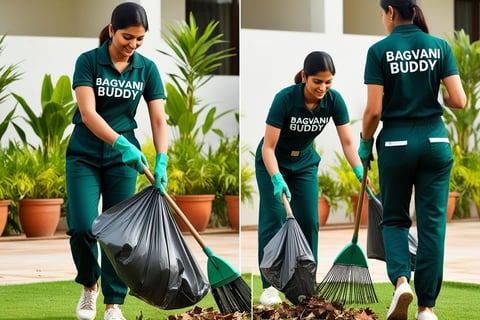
250, 274, 479, 319
0, 275, 479, 319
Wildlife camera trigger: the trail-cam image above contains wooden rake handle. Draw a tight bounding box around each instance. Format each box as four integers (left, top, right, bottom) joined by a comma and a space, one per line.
143, 165, 207, 249
282, 192, 294, 218
353, 161, 369, 240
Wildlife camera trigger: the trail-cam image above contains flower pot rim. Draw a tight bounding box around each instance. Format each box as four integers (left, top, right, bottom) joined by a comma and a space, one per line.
19, 198, 64, 205
172, 194, 215, 201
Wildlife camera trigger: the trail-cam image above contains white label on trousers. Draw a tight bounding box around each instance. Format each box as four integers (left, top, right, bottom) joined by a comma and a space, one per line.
429, 137, 449, 143
385, 140, 408, 147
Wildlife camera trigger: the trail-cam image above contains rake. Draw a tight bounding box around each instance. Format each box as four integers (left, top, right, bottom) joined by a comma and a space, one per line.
316, 162, 378, 305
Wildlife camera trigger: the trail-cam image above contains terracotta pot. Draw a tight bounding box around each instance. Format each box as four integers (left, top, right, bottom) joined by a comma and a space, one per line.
171, 194, 215, 233
19, 198, 63, 237
0, 200, 11, 236
318, 196, 330, 227
350, 193, 369, 225
224, 195, 240, 231
447, 191, 460, 222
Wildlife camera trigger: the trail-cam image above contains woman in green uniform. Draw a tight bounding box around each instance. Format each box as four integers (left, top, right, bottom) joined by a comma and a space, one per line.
256, 51, 364, 305
66, 3, 169, 320
358, 1, 466, 319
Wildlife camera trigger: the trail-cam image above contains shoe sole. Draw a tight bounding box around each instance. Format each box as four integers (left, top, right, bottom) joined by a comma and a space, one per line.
387, 292, 413, 320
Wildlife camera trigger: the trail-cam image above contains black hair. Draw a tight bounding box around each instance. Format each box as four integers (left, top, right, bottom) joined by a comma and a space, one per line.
98, 2, 149, 46
294, 51, 336, 84
380, 0, 429, 33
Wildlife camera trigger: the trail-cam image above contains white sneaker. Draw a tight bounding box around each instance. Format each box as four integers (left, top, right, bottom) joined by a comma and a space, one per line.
104, 305, 126, 320
386, 282, 413, 320
76, 287, 99, 320
260, 286, 282, 306
416, 310, 438, 320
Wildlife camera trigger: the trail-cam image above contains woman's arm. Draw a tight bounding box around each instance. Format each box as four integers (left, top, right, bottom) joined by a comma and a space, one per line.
336, 123, 362, 169
362, 84, 383, 141
261, 124, 281, 177
75, 86, 119, 145
442, 75, 466, 109
147, 98, 168, 154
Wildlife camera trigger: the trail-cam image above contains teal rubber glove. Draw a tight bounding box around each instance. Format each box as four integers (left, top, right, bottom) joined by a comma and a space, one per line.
112, 135, 148, 174
353, 165, 363, 182
358, 136, 374, 167
154, 153, 168, 194
271, 172, 291, 203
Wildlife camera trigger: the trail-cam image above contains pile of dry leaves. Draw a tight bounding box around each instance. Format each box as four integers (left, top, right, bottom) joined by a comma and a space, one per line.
161, 296, 377, 320
252, 296, 378, 320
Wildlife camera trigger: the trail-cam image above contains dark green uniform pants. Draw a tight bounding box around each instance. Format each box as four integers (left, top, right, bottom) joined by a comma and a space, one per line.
377, 117, 452, 307
66, 125, 139, 305
256, 146, 320, 288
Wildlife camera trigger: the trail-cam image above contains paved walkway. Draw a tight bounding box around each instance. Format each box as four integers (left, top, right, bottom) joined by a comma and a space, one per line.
1, 220, 479, 286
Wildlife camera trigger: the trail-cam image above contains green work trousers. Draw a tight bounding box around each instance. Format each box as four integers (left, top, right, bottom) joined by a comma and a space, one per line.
377, 117, 452, 307
66, 125, 139, 305
255, 146, 320, 288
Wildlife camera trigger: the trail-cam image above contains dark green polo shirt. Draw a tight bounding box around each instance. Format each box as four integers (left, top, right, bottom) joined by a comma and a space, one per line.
72, 41, 166, 132
364, 24, 459, 121
266, 83, 350, 152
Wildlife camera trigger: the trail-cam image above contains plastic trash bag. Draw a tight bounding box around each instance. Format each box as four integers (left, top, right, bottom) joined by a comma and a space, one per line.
366, 194, 418, 271
92, 186, 210, 310
260, 216, 316, 305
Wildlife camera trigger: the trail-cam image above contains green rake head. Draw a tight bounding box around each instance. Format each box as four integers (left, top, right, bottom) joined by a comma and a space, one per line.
333, 241, 369, 268
203, 246, 241, 288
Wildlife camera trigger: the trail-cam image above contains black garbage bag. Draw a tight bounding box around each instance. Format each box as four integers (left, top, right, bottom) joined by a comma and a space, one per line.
366, 193, 418, 271
260, 216, 316, 305
366, 194, 386, 261
92, 186, 210, 310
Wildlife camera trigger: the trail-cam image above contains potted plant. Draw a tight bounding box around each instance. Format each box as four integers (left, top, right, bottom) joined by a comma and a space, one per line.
156, 13, 236, 232
449, 145, 480, 221
443, 30, 480, 218
208, 126, 256, 230
317, 170, 341, 227
0, 163, 11, 236
9, 144, 66, 237
167, 138, 216, 232
0, 33, 22, 236
208, 131, 239, 229
2, 74, 75, 237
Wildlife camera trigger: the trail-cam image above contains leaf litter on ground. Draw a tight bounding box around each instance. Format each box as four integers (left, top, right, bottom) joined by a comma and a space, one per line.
252, 295, 377, 320
159, 295, 377, 320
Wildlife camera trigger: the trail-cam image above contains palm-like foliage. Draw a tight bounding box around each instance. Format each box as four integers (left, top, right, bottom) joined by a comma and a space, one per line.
444, 29, 480, 153
11, 74, 76, 158
159, 12, 235, 111
167, 138, 216, 195
450, 146, 480, 218
158, 12, 235, 143
0, 34, 23, 141
443, 30, 480, 218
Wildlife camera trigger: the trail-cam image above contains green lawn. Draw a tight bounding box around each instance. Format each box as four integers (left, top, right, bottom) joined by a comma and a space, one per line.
249, 275, 480, 319
0, 275, 478, 319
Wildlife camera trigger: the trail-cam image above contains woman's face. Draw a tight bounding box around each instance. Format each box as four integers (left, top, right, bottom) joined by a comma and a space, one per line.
109, 24, 146, 59
304, 70, 333, 101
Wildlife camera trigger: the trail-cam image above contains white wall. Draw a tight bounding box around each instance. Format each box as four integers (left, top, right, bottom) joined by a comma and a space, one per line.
239, 29, 382, 226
